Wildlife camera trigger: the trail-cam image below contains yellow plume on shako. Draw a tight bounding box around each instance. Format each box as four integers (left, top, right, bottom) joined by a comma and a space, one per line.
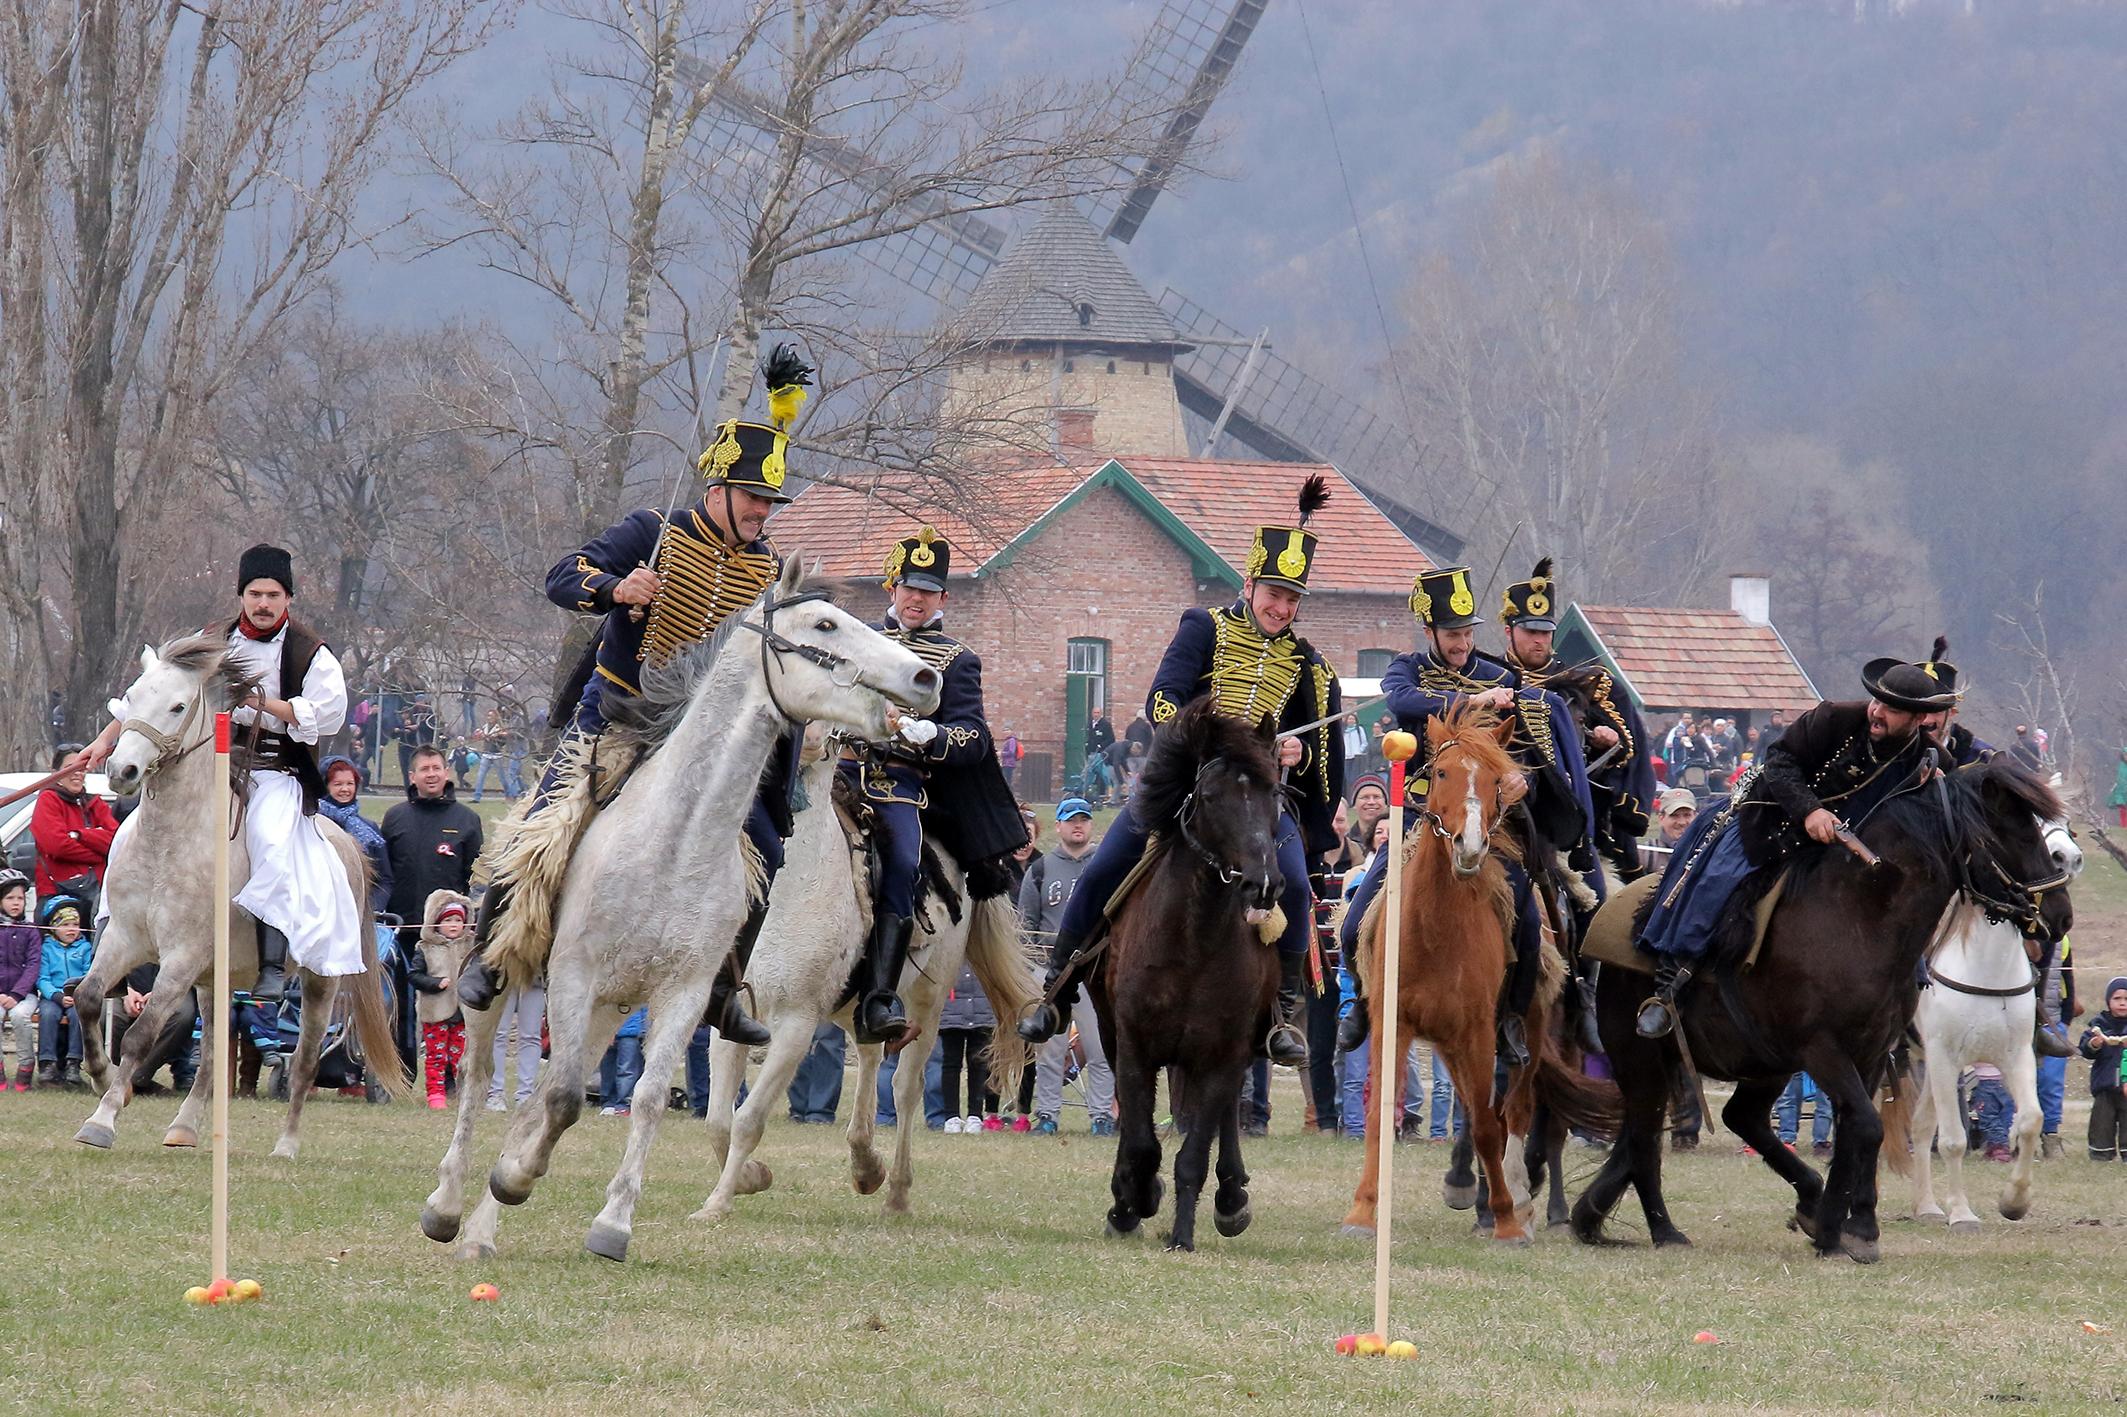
762, 341, 814, 430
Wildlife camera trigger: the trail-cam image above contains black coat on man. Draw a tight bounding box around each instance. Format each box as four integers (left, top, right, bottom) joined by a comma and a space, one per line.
381, 781, 483, 933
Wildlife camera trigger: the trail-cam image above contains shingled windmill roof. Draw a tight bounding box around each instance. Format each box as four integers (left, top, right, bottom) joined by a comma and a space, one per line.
955, 205, 1188, 351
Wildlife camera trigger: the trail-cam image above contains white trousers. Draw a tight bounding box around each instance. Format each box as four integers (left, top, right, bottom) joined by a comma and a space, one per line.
232, 771, 364, 977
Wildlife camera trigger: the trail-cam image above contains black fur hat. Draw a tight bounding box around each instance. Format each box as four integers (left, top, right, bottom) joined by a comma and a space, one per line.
237, 544, 295, 596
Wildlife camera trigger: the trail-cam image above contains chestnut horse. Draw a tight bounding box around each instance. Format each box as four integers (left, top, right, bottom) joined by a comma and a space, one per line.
1090, 700, 1283, 1253
1341, 705, 1618, 1245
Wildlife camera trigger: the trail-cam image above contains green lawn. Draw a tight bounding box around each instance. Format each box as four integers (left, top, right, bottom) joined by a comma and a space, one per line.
5, 1073, 2123, 1414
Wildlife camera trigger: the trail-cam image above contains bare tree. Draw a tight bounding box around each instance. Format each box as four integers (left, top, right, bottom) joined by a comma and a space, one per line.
0, 0, 506, 753
1396, 151, 1726, 603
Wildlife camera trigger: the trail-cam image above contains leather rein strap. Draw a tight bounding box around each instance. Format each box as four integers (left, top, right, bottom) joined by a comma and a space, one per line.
1924, 960, 2036, 999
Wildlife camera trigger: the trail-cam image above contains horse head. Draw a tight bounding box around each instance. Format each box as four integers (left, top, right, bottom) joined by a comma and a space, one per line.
1138, 700, 1282, 911
1967, 761, 2074, 946
1424, 703, 1522, 878
743, 556, 941, 740
105, 634, 257, 797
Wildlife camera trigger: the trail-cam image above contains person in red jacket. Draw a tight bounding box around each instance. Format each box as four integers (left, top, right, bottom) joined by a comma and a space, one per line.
31, 748, 117, 898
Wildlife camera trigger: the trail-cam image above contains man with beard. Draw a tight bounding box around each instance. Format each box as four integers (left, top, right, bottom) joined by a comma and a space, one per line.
1633, 654, 1951, 1038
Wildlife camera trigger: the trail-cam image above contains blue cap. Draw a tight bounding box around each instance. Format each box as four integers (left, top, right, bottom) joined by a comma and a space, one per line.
1055, 798, 1093, 821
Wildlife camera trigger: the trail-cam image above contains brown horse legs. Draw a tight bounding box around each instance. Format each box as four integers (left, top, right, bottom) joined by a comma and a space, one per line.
1440, 1041, 1530, 1244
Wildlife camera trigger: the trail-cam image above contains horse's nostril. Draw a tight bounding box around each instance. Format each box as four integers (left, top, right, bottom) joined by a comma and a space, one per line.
913, 667, 939, 693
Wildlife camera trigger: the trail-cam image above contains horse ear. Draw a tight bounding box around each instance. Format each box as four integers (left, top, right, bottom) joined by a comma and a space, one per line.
1426, 717, 1452, 750
1257, 712, 1277, 744
776, 553, 805, 598
1492, 714, 1518, 747
140, 645, 157, 673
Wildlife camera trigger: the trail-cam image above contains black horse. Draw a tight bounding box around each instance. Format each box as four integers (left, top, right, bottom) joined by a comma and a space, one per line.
1573, 758, 2072, 1262
1090, 700, 1282, 1252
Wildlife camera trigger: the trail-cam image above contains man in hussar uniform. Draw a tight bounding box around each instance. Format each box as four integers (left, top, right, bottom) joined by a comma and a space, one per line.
1019, 477, 1345, 1067
79, 545, 360, 998
451, 346, 819, 1044
838, 529, 1026, 1043
1333, 563, 1596, 1064
1632, 652, 1951, 1038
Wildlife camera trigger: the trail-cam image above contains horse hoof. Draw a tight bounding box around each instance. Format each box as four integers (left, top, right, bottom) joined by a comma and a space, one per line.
488, 1167, 533, 1207
1338, 1221, 1376, 1239
851, 1156, 885, 1196
688, 1203, 729, 1224
74, 1122, 115, 1151
270, 1138, 299, 1162
736, 1161, 773, 1197
1214, 1202, 1252, 1238
421, 1207, 463, 1244
1998, 1198, 2030, 1222
162, 1126, 198, 1149
1787, 1210, 1821, 1241
1105, 1210, 1141, 1238
1949, 1218, 1982, 1234
455, 1240, 496, 1263
1840, 1233, 1881, 1264
1651, 1229, 1694, 1249
1443, 1181, 1477, 1211
1162, 1234, 1194, 1253
584, 1223, 631, 1263
1915, 1206, 1946, 1224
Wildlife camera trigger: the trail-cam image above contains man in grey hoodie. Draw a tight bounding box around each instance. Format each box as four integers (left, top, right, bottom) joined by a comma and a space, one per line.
1019, 800, 1113, 1135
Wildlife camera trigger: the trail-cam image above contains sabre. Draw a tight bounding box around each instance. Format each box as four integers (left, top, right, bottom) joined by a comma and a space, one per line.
1275, 708, 1349, 742
1583, 742, 1623, 774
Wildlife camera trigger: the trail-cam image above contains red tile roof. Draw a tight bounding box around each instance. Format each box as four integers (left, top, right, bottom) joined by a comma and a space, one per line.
1571, 604, 1819, 713
767, 456, 1433, 593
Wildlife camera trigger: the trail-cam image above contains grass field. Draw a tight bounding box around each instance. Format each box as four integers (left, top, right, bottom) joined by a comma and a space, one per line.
5, 1070, 2124, 1416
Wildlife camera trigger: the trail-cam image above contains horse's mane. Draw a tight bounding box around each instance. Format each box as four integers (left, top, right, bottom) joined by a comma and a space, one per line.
1429, 699, 1516, 782
1132, 699, 1276, 833
155, 631, 260, 708
599, 594, 764, 753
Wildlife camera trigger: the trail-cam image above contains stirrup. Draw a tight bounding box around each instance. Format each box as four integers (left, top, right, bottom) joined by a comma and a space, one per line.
1264, 1019, 1309, 1067
1634, 993, 1675, 1039
853, 993, 908, 1046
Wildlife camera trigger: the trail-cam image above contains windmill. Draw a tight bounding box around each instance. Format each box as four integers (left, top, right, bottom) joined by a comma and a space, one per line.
682, 0, 1462, 561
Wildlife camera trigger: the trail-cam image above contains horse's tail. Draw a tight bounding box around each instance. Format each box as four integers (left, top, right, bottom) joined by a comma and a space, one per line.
1877, 1047, 1918, 1178
1532, 1034, 1622, 1142
352, 876, 415, 1099
968, 893, 1038, 1102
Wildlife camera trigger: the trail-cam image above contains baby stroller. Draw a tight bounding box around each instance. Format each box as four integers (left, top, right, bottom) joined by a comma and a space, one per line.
264, 920, 400, 1103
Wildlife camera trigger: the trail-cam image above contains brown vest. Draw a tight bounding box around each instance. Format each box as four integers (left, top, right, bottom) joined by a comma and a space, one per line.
217, 616, 331, 811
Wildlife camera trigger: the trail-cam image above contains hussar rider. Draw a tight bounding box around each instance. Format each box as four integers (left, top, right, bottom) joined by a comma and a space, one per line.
1334, 562, 1595, 1065
75, 546, 359, 999
838, 529, 1027, 1044
453, 346, 819, 1044
1019, 477, 1345, 1067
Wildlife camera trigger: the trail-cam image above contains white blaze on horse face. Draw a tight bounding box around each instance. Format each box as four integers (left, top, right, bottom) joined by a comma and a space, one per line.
2045, 821, 2083, 877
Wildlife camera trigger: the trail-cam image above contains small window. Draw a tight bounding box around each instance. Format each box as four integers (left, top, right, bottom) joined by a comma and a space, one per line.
1077, 301, 1095, 328
1019, 358, 1031, 372
1357, 648, 1395, 677
1063, 358, 1074, 373
1106, 360, 1117, 374
1141, 361, 1151, 375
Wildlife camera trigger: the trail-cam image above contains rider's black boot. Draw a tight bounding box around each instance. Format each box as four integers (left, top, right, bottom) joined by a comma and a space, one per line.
1496, 1012, 1531, 1068
1634, 960, 1690, 1039
1336, 975, 1371, 1053
1017, 926, 1087, 1045
705, 904, 772, 1046
852, 913, 915, 1045
252, 924, 290, 1001
454, 882, 512, 1011
1573, 972, 1605, 1055
2034, 1020, 2072, 1058
1262, 951, 1311, 1068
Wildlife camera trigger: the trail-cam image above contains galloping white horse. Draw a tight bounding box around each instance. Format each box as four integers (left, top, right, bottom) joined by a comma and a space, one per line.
73, 635, 406, 1159
423, 561, 941, 1262
695, 737, 1040, 1223
1908, 818, 2083, 1230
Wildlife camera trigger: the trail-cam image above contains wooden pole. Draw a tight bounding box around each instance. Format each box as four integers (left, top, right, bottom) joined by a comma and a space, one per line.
1373, 730, 1417, 1340
211, 711, 231, 1284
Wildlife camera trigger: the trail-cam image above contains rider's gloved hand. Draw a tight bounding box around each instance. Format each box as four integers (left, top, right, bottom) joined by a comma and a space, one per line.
896, 718, 939, 748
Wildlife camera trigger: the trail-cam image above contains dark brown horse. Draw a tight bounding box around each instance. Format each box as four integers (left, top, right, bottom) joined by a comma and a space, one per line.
1089, 700, 1282, 1252
1574, 759, 2072, 1262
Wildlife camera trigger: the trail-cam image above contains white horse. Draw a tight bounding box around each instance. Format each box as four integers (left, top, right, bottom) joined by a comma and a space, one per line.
1908, 818, 2082, 1230
695, 736, 1041, 1223
73, 635, 406, 1159
422, 560, 941, 1262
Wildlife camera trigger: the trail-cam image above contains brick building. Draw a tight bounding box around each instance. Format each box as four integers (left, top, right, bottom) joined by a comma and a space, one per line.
770, 456, 1437, 800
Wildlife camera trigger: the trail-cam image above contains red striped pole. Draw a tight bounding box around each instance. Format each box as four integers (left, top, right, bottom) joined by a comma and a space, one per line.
1373, 730, 1418, 1340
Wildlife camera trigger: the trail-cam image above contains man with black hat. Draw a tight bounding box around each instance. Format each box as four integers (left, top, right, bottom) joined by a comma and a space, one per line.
79, 544, 357, 998
838, 528, 1025, 1044
1631, 651, 1950, 1039
450, 347, 820, 1042
1018, 477, 1345, 1067
1333, 564, 1583, 1065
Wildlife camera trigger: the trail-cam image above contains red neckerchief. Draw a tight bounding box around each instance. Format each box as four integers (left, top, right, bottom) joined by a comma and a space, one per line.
237, 612, 287, 642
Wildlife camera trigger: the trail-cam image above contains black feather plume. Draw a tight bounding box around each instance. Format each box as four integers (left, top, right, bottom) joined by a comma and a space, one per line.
1297, 473, 1331, 526
1531, 556, 1554, 581
761, 342, 813, 392
1931, 635, 1949, 662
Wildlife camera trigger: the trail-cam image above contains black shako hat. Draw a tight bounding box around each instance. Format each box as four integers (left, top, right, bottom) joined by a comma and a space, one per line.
883, 527, 951, 592
1500, 556, 1559, 630
1245, 473, 1331, 595
694, 343, 811, 504
1411, 565, 1482, 630
237, 544, 295, 596
1861, 646, 1961, 714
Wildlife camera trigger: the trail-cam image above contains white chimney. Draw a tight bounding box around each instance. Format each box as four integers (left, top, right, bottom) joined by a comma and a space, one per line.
1730, 573, 1771, 627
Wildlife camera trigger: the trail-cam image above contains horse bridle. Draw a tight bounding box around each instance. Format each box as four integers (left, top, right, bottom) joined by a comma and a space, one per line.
1931, 772, 2072, 939
731, 590, 874, 725
1174, 757, 1277, 899
118, 685, 214, 783
1416, 738, 1506, 845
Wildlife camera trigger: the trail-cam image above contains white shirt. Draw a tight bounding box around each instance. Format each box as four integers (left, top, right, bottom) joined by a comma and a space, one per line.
224, 622, 348, 743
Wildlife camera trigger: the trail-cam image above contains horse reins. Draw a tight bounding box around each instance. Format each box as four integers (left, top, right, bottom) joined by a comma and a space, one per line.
1174, 757, 1277, 899
1930, 772, 2069, 939
732, 589, 875, 726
